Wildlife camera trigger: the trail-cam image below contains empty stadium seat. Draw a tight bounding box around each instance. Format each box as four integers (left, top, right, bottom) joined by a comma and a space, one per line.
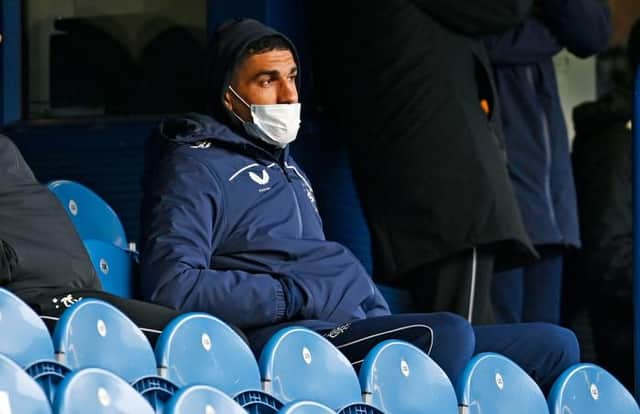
52, 298, 177, 411
54, 367, 155, 414
83, 239, 134, 298
164, 385, 248, 414
259, 327, 383, 413
456, 352, 549, 414
548, 363, 640, 414
47, 180, 128, 249
0, 287, 70, 402
279, 401, 337, 414
155, 312, 282, 413
360, 340, 458, 414
0, 353, 52, 414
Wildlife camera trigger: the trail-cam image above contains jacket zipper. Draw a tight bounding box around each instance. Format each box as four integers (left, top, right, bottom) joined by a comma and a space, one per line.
281, 164, 303, 238
527, 67, 559, 233
467, 247, 477, 322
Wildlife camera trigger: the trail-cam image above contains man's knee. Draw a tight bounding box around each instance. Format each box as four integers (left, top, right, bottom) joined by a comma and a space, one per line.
535, 323, 580, 365
428, 312, 476, 357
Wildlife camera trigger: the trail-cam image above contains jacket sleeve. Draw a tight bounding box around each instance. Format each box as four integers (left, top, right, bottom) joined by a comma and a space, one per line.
484, 16, 563, 64
409, 0, 533, 35
541, 0, 611, 58
140, 153, 295, 330
0, 240, 16, 285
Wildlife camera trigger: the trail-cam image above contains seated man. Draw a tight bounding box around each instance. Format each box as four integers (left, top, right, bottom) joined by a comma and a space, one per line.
140, 18, 579, 389
0, 133, 179, 344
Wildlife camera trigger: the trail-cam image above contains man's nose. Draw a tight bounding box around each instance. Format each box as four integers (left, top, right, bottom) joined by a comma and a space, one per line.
278, 80, 298, 104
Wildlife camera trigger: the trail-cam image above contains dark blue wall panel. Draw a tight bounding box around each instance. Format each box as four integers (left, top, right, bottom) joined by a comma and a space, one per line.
3, 119, 158, 245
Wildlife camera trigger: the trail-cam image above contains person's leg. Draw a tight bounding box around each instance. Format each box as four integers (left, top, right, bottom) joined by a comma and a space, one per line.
408, 248, 495, 325
491, 267, 524, 323
28, 288, 183, 346
522, 247, 564, 324
321, 312, 475, 385
474, 322, 579, 393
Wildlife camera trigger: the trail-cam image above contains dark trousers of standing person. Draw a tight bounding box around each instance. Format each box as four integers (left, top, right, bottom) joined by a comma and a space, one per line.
247, 312, 579, 392
492, 246, 564, 324
405, 247, 496, 325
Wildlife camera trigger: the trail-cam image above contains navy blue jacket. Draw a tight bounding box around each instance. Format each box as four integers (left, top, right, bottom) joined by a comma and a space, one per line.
140, 113, 390, 331
484, 0, 610, 247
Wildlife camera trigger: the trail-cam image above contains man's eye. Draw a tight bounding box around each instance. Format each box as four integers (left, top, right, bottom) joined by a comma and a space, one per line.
260, 79, 272, 87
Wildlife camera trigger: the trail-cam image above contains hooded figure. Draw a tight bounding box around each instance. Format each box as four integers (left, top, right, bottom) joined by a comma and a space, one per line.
569, 19, 639, 390
140, 19, 391, 335
0, 134, 101, 301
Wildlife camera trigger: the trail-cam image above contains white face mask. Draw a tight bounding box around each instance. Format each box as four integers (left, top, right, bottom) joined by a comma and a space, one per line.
228, 86, 301, 148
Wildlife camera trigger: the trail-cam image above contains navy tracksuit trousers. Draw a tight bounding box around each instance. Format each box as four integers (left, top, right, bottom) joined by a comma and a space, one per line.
250, 312, 579, 393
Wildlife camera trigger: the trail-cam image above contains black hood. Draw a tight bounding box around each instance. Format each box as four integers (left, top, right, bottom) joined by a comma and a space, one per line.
573, 87, 632, 138
205, 18, 300, 125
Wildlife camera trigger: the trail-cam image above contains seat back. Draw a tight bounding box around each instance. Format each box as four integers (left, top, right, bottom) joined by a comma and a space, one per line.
0, 287, 55, 367
54, 368, 154, 414
164, 385, 247, 414
456, 352, 549, 414
47, 180, 127, 248
279, 401, 337, 414
360, 340, 458, 414
53, 298, 157, 382
0, 353, 52, 414
258, 327, 362, 410
83, 239, 134, 298
548, 363, 640, 414
155, 312, 261, 394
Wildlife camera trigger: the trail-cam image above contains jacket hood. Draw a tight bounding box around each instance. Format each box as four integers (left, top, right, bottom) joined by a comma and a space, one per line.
205, 18, 300, 125
573, 87, 632, 138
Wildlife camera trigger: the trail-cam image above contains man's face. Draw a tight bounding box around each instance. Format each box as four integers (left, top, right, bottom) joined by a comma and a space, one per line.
224, 49, 298, 122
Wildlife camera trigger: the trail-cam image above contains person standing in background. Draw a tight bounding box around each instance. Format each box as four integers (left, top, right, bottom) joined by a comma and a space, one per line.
570, 19, 639, 390
485, 0, 611, 324
310, 0, 537, 324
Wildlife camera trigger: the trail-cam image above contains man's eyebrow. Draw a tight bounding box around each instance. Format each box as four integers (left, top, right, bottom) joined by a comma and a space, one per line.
252, 67, 298, 80
252, 70, 280, 80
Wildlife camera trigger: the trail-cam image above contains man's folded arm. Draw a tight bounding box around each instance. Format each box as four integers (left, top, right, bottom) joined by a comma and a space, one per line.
484, 17, 562, 65
140, 154, 303, 329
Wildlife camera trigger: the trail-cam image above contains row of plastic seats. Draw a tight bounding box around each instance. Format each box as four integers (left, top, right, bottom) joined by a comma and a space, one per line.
1, 286, 638, 414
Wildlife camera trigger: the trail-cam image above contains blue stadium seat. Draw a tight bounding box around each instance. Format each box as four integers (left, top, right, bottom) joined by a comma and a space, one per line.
83, 239, 134, 298
278, 401, 337, 414
360, 340, 458, 414
52, 299, 177, 411
155, 312, 282, 413
47, 179, 128, 249
455, 352, 549, 414
54, 367, 155, 414
258, 327, 383, 414
0, 287, 70, 402
164, 385, 248, 414
548, 363, 640, 414
0, 353, 52, 414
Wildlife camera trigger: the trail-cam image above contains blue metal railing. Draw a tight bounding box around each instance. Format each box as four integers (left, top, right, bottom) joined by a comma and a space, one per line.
634, 64, 640, 400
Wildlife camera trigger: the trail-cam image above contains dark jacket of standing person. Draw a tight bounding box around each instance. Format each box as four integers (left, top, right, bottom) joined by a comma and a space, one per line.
484, 0, 610, 248
310, 0, 537, 282
572, 87, 633, 389
0, 134, 101, 302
